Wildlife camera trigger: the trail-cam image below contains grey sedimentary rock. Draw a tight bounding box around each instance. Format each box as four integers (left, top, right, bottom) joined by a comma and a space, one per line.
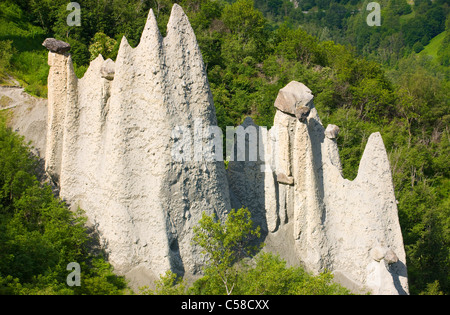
43, 4, 408, 294
277, 173, 294, 185
371, 246, 398, 264
45, 5, 230, 288
274, 81, 314, 115
100, 59, 115, 80
42, 38, 71, 54
228, 80, 409, 295
384, 249, 399, 265
325, 124, 340, 139
295, 106, 310, 122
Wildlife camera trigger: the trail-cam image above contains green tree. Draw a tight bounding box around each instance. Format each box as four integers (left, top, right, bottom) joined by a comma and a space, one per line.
221, 0, 268, 63
234, 252, 351, 295
437, 17, 450, 67
192, 207, 262, 295
89, 32, 118, 61
140, 270, 188, 295
25, 0, 66, 32
0, 40, 14, 81
273, 23, 326, 66
324, 2, 348, 29
150, 207, 351, 295
387, 0, 412, 16
0, 117, 128, 294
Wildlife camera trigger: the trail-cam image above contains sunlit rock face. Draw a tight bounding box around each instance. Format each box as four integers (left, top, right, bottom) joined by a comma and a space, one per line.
44, 5, 231, 288
44, 4, 408, 294
228, 81, 408, 295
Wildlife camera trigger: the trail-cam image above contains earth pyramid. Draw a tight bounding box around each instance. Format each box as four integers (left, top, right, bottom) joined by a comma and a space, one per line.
43, 4, 408, 294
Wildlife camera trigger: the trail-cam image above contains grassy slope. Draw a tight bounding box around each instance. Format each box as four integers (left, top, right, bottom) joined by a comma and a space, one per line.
419, 31, 446, 60
0, 2, 49, 96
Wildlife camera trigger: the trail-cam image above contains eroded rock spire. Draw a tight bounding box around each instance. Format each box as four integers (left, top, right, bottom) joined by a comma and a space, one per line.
44, 5, 230, 290
44, 5, 408, 294
228, 80, 408, 294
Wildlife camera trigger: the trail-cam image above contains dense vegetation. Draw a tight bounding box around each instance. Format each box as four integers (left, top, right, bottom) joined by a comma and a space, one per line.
0, 0, 448, 294
142, 207, 351, 295
0, 117, 128, 294
254, 0, 449, 65
0, 120, 351, 294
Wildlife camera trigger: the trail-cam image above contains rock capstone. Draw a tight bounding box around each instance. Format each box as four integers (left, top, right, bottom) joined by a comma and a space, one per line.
274, 81, 314, 115
100, 59, 115, 80
325, 124, 340, 139
42, 38, 71, 54
384, 249, 399, 265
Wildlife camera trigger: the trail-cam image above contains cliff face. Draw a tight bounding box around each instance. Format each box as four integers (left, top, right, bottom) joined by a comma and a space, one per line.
45, 5, 230, 286
228, 81, 408, 294
44, 5, 408, 294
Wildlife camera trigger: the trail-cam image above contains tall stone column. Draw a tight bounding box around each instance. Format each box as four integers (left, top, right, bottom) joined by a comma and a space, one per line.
43, 38, 72, 184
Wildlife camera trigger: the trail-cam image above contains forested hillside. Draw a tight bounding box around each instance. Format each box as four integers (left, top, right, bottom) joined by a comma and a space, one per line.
0, 117, 129, 294
254, 0, 448, 65
0, 0, 448, 295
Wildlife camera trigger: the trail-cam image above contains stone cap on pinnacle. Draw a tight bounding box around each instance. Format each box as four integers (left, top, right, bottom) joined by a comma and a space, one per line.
274, 81, 314, 116
43, 38, 71, 54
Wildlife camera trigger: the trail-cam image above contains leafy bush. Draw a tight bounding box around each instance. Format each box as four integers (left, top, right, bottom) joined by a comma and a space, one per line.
0, 40, 14, 83
0, 117, 128, 295
147, 208, 351, 295
192, 207, 262, 295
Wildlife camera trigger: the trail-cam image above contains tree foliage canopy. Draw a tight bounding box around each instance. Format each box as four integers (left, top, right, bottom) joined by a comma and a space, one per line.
145, 207, 351, 295
0, 117, 128, 295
